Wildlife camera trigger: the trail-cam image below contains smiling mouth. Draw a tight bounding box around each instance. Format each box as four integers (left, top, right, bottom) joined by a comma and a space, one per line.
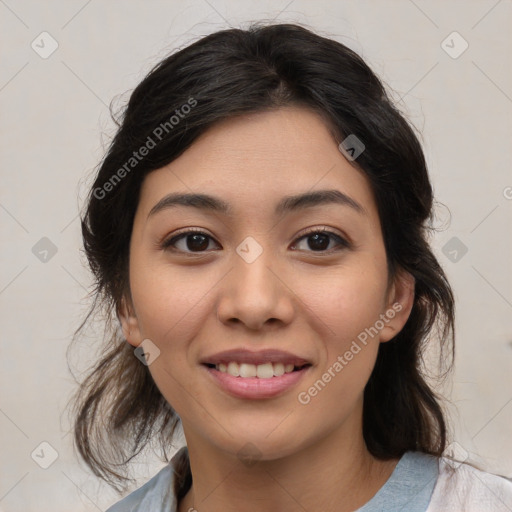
203, 362, 312, 378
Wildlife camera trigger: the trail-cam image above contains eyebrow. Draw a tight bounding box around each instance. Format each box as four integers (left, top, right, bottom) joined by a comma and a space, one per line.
148, 189, 367, 218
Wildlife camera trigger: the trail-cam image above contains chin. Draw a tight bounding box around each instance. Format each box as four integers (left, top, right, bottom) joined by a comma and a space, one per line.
210, 428, 308, 464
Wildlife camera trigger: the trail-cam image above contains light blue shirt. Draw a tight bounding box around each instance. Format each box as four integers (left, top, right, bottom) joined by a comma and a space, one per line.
106, 448, 440, 511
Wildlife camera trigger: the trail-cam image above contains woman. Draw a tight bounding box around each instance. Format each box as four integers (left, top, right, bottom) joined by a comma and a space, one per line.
69, 22, 512, 511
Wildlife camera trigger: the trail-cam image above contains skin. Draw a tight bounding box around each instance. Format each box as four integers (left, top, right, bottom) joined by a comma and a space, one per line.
120, 106, 415, 512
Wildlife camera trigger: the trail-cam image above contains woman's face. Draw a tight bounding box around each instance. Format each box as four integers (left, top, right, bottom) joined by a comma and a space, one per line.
121, 106, 414, 461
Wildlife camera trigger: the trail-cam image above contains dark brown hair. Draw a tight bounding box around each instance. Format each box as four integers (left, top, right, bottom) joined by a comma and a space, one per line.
67, 22, 455, 499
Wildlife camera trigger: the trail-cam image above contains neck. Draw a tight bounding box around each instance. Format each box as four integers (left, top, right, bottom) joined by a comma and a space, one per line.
177, 408, 399, 512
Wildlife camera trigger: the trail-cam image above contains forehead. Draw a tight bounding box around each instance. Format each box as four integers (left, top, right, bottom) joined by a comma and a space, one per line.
137, 107, 379, 225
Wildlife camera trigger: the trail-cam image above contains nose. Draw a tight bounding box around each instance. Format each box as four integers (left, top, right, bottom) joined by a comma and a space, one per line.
215, 243, 295, 331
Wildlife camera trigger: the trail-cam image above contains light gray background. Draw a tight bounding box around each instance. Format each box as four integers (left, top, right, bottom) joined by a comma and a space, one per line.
1, 1, 511, 510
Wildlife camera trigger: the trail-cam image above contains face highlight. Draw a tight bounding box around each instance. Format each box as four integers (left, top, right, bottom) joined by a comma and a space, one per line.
120, 106, 414, 462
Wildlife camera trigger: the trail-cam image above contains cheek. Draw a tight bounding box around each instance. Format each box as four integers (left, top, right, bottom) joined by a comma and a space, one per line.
129, 263, 218, 417
295, 275, 383, 416
294, 260, 387, 393
130, 258, 217, 343
300, 262, 388, 343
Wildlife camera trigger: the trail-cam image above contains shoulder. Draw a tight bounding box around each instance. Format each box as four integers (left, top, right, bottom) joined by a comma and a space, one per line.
105, 455, 180, 512
427, 456, 512, 512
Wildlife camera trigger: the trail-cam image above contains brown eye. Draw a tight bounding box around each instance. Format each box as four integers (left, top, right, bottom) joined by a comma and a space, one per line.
291, 229, 350, 253
161, 228, 350, 255
161, 231, 219, 253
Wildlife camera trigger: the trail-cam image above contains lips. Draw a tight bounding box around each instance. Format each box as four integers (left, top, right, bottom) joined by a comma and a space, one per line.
200, 349, 312, 399
200, 348, 311, 367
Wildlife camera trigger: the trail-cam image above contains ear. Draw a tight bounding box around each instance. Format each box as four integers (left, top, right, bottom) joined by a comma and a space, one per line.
118, 295, 143, 348
379, 268, 415, 343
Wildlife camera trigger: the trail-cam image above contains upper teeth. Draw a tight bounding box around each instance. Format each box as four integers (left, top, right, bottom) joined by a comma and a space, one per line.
215, 362, 296, 378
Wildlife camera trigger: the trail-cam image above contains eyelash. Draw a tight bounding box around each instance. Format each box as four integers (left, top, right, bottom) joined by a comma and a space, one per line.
160, 227, 351, 255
